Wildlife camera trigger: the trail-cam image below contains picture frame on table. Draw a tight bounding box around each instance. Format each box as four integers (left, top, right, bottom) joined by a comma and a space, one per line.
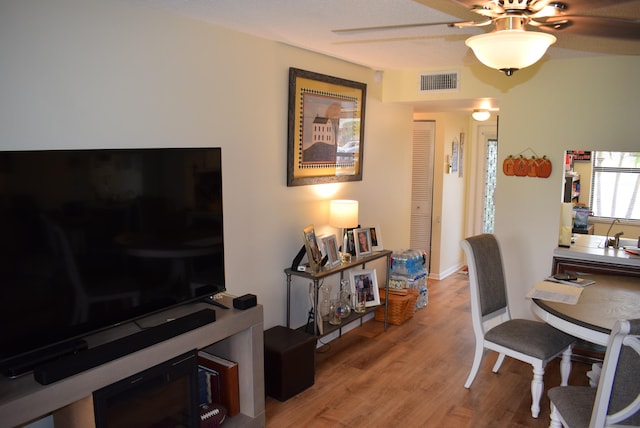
344, 226, 360, 256
286, 67, 367, 187
349, 268, 380, 307
367, 225, 383, 251
320, 234, 341, 268
302, 225, 323, 274
354, 227, 373, 258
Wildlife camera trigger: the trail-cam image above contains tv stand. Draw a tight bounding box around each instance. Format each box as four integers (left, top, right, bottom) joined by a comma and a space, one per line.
0, 301, 265, 428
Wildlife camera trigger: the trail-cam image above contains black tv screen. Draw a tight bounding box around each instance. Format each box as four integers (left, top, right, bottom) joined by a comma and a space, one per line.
0, 147, 225, 376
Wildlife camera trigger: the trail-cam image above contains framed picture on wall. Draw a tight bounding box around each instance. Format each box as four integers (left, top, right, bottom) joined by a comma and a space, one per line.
452, 139, 459, 173
287, 68, 367, 186
458, 132, 465, 178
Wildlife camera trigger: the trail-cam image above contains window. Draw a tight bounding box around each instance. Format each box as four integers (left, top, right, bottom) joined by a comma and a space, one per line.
590, 151, 640, 221
483, 138, 498, 233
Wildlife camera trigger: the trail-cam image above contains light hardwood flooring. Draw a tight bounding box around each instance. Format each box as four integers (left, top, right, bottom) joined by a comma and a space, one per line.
265, 271, 591, 427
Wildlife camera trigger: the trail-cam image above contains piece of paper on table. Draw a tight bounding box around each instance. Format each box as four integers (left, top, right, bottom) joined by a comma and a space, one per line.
526, 280, 583, 305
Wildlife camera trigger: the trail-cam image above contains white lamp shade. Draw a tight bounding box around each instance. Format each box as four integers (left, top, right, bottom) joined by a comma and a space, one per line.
329, 200, 359, 229
465, 30, 556, 72
472, 109, 491, 121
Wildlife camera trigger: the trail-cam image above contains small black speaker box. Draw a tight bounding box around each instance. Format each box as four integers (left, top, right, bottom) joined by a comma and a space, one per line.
233, 294, 257, 310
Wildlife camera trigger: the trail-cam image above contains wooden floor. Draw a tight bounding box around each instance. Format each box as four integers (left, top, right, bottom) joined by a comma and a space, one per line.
265, 271, 591, 427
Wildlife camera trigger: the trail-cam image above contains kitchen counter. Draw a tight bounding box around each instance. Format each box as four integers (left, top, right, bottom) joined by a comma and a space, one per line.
553, 234, 640, 276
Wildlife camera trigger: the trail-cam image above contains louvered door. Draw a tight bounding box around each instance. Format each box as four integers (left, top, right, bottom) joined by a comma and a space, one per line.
410, 121, 435, 268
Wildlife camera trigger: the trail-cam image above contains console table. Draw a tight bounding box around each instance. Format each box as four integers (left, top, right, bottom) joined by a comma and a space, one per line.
0, 300, 265, 428
285, 250, 392, 337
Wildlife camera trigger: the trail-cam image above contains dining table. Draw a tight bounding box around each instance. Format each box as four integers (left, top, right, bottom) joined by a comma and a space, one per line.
531, 274, 640, 347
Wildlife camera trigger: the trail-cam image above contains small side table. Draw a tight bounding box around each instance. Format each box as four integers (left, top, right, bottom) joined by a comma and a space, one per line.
264, 326, 317, 401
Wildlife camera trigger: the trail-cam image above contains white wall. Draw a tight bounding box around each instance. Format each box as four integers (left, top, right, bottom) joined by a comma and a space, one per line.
0, 0, 414, 330
493, 55, 640, 318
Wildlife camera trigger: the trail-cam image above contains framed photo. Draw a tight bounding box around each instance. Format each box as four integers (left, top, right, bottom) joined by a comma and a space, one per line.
458, 132, 465, 178
451, 139, 459, 173
367, 225, 383, 251
287, 68, 367, 186
320, 234, 341, 268
354, 227, 373, 258
302, 225, 323, 274
349, 269, 380, 307
344, 226, 360, 256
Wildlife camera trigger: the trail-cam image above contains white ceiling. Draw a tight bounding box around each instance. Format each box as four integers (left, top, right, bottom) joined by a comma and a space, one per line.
125, 0, 640, 112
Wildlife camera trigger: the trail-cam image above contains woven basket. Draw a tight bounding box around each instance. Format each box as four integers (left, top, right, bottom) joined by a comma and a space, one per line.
374, 288, 419, 326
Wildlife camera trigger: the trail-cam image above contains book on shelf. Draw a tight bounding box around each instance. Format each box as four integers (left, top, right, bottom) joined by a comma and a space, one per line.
198, 350, 240, 417
198, 364, 221, 406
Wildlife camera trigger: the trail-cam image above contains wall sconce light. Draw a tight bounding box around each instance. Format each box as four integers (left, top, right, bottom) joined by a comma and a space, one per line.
329, 199, 359, 254
465, 17, 556, 76
472, 109, 491, 121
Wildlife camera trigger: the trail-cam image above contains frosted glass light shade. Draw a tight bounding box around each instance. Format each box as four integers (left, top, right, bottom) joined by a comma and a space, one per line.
329, 200, 359, 229
465, 30, 556, 75
472, 109, 491, 121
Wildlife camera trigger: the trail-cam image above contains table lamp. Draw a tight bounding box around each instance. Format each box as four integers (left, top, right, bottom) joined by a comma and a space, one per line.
329, 200, 359, 256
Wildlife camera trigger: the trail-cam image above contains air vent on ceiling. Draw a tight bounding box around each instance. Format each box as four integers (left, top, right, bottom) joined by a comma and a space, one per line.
419, 71, 460, 93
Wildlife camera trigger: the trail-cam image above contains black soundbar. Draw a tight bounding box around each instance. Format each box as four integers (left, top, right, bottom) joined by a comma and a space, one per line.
33, 308, 216, 385
0, 338, 88, 379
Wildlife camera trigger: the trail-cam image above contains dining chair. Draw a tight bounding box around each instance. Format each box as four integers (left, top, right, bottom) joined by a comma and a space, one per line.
461, 233, 576, 418
548, 318, 640, 428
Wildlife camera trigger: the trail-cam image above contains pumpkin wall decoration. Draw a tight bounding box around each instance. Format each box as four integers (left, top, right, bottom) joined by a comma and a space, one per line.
527, 157, 538, 177
502, 151, 552, 178
513, 155, 529, 176
536, 156, 552, 178
502, 155, 515, 176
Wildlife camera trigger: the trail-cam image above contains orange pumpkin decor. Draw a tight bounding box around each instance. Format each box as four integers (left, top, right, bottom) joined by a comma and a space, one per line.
536, 156, 552, 178
528, 156, 538, 177
503, 152, 552, 178
513, 155, 529, 176
503, 155, 515, 176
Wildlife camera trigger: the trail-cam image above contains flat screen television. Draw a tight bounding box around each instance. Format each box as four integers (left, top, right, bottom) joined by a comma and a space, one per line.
0, 147, 225, 377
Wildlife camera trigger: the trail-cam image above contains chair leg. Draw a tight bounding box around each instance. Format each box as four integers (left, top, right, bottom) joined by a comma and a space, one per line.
549, 402, 563, 428
464, 342, 485, 388
492, 353, 506, 373
530, 365, 544, 418
560, 346, 572, 386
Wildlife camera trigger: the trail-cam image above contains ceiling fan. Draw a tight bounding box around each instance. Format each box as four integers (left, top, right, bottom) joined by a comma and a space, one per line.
333, 0, 640, 76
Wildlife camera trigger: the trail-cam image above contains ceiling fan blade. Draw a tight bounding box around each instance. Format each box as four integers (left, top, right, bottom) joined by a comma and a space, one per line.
332, 21, 468, 34
537, 15, 640, 40
446, 0, 486, 8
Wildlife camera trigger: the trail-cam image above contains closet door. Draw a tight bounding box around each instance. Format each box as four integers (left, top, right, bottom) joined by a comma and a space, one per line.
410, 120, 435, 269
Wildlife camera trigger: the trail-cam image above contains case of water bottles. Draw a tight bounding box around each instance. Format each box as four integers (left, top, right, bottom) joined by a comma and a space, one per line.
390, 249, 428, 309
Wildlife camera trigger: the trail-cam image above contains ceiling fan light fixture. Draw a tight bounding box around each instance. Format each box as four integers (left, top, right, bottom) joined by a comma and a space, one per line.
472, 109, 491, 121
465, 30, 556, 75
